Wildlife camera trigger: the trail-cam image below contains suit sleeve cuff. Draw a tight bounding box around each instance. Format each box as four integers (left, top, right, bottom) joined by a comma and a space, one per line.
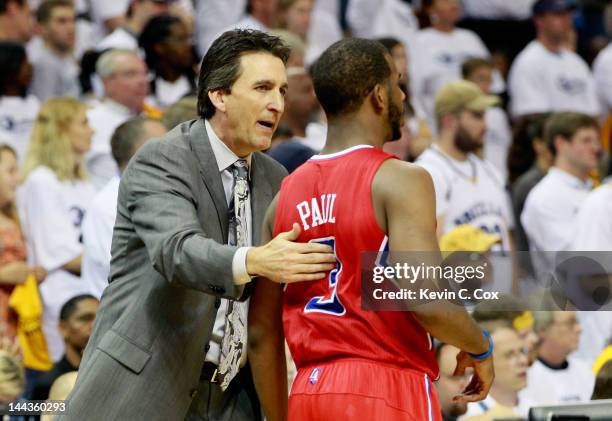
232, 246, 253, 285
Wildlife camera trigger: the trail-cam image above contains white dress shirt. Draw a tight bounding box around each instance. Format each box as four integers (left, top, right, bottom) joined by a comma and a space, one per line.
204, 120, 252, 365
81, 175, 120, 299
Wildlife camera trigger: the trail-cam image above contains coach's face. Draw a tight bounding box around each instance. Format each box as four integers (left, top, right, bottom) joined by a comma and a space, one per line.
223, 52, 288, 157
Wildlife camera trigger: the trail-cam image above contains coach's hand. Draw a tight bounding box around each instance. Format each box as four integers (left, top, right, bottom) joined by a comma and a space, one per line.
247, 223, 336, 283
452, 351, 494, 403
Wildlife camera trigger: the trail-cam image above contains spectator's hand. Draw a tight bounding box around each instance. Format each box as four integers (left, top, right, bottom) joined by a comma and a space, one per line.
0, 262, 32, 285
452, 351, 494, 403
31, 266, 47, 284
247, 223, 336, 283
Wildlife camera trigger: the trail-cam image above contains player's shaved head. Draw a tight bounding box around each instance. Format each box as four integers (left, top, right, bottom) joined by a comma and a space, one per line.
310, 38, 391, 118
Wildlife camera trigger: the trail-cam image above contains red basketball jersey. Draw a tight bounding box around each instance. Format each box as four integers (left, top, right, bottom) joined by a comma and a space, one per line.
274, 145, 439, 380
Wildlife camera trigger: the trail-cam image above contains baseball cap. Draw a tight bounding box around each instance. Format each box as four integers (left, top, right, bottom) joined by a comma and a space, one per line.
532, 0, 576, 16
439, 224, 501, 254
434, 80, 499, 119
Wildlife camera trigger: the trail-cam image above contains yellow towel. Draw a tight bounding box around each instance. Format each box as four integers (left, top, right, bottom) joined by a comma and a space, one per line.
8, 274, 52, 371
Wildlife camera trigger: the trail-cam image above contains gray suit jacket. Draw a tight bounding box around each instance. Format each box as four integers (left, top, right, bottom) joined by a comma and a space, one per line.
61, 119, 287, 420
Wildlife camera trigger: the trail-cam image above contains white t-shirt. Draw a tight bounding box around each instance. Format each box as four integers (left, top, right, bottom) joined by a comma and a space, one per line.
88, 0, 130, 43
17, 167, 95, 361
153, 76, 192, 109
461, 0, 535, 19
592, 42, 612, 113
29, 43, 80, 102
411, 28, 491, 126
518, 357, 595, 410
521, 168, 592, 253
81, 175, 120, 299
195, 0, 246, 57
347, 0, 419, 58
96, 27, 138, 52
484, 106, 512, 182
0, 95, 40, 163
304, 8, 343, 67
416, 145, 514, 250
508, 41, 600, 118
86, 99, 134, 190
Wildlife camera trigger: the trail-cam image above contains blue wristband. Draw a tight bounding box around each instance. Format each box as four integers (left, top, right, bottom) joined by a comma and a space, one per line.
469, 329, 493, 360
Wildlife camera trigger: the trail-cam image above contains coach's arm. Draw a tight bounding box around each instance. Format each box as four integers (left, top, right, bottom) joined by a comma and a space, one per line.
374, 159, 494, 403
124, 140, 334, 299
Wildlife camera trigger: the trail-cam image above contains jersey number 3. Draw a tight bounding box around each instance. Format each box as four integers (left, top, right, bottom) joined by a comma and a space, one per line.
304, 237, 346, 316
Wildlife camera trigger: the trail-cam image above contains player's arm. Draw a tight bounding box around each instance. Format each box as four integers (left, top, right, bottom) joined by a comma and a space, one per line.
248, 194, 288, 421
373, 159, 494, 402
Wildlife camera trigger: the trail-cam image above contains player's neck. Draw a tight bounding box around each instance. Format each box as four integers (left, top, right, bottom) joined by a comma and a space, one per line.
322, 118, 385, 153
489, 384, 519, 408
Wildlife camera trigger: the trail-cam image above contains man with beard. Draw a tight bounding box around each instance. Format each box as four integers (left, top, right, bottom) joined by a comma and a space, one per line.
248, 38, 494, 421
416, 80, 513, 254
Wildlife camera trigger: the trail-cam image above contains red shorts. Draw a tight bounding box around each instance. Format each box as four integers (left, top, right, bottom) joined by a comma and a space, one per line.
289, 358, 441, 421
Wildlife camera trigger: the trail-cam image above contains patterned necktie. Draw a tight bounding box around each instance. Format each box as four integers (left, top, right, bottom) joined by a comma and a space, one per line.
218, 159, 249, 390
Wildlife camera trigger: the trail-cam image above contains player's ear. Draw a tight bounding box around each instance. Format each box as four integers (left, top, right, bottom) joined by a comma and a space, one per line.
208, 89, 228, 114
371, 83, 386, 113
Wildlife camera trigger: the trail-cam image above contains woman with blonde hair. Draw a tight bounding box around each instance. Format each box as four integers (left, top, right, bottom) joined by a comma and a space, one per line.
18, 97, 95, 365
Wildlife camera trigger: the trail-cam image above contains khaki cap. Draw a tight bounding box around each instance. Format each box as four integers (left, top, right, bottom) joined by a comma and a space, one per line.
435, 80, 499, 118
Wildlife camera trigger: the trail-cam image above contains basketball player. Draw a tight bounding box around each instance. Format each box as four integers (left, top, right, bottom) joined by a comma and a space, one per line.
248, 38, 494, 421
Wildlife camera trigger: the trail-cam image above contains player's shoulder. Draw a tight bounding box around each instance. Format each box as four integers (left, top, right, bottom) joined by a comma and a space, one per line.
374, 159, 433, 197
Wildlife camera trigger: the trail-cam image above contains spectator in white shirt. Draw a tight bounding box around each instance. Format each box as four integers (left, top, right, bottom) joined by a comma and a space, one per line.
18, 97, 96, 361
0, 42, 39, 163
29, 0, 80, 102
97, 0, 171, 52
0, 0, 34, 42
82, 117, 166, 298
87, 0, 130, 43
593, 42, 612, 113
518, 311, 595, 408
195, 0, 246, 57
521, 113, 600, 261
508, 0, 600, 118
411, 0, 494, 128
139, 15, 195, 109
462, 58, 512, 181
416, 81, 514, 252
346, 0, 419, 56
86, 49, 149, 190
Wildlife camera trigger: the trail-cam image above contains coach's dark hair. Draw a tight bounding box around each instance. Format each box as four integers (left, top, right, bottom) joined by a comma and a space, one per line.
111, 117, 158, 171
0, 42, 27, 96
544, 112, 600, 156
197, 29, 290, 120
0, 0, 25, 14
310, 38, 391, 118
59, 294, 98, 321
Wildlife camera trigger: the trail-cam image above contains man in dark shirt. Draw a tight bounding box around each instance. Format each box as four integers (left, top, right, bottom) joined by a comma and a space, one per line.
31, 295, 98, 401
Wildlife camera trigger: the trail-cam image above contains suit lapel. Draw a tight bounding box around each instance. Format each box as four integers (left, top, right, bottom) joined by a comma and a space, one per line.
185, 119, 229, 242
250, 153, 273, 246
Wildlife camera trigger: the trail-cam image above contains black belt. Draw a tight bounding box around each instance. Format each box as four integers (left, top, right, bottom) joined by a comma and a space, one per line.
200, 361, 220, 383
